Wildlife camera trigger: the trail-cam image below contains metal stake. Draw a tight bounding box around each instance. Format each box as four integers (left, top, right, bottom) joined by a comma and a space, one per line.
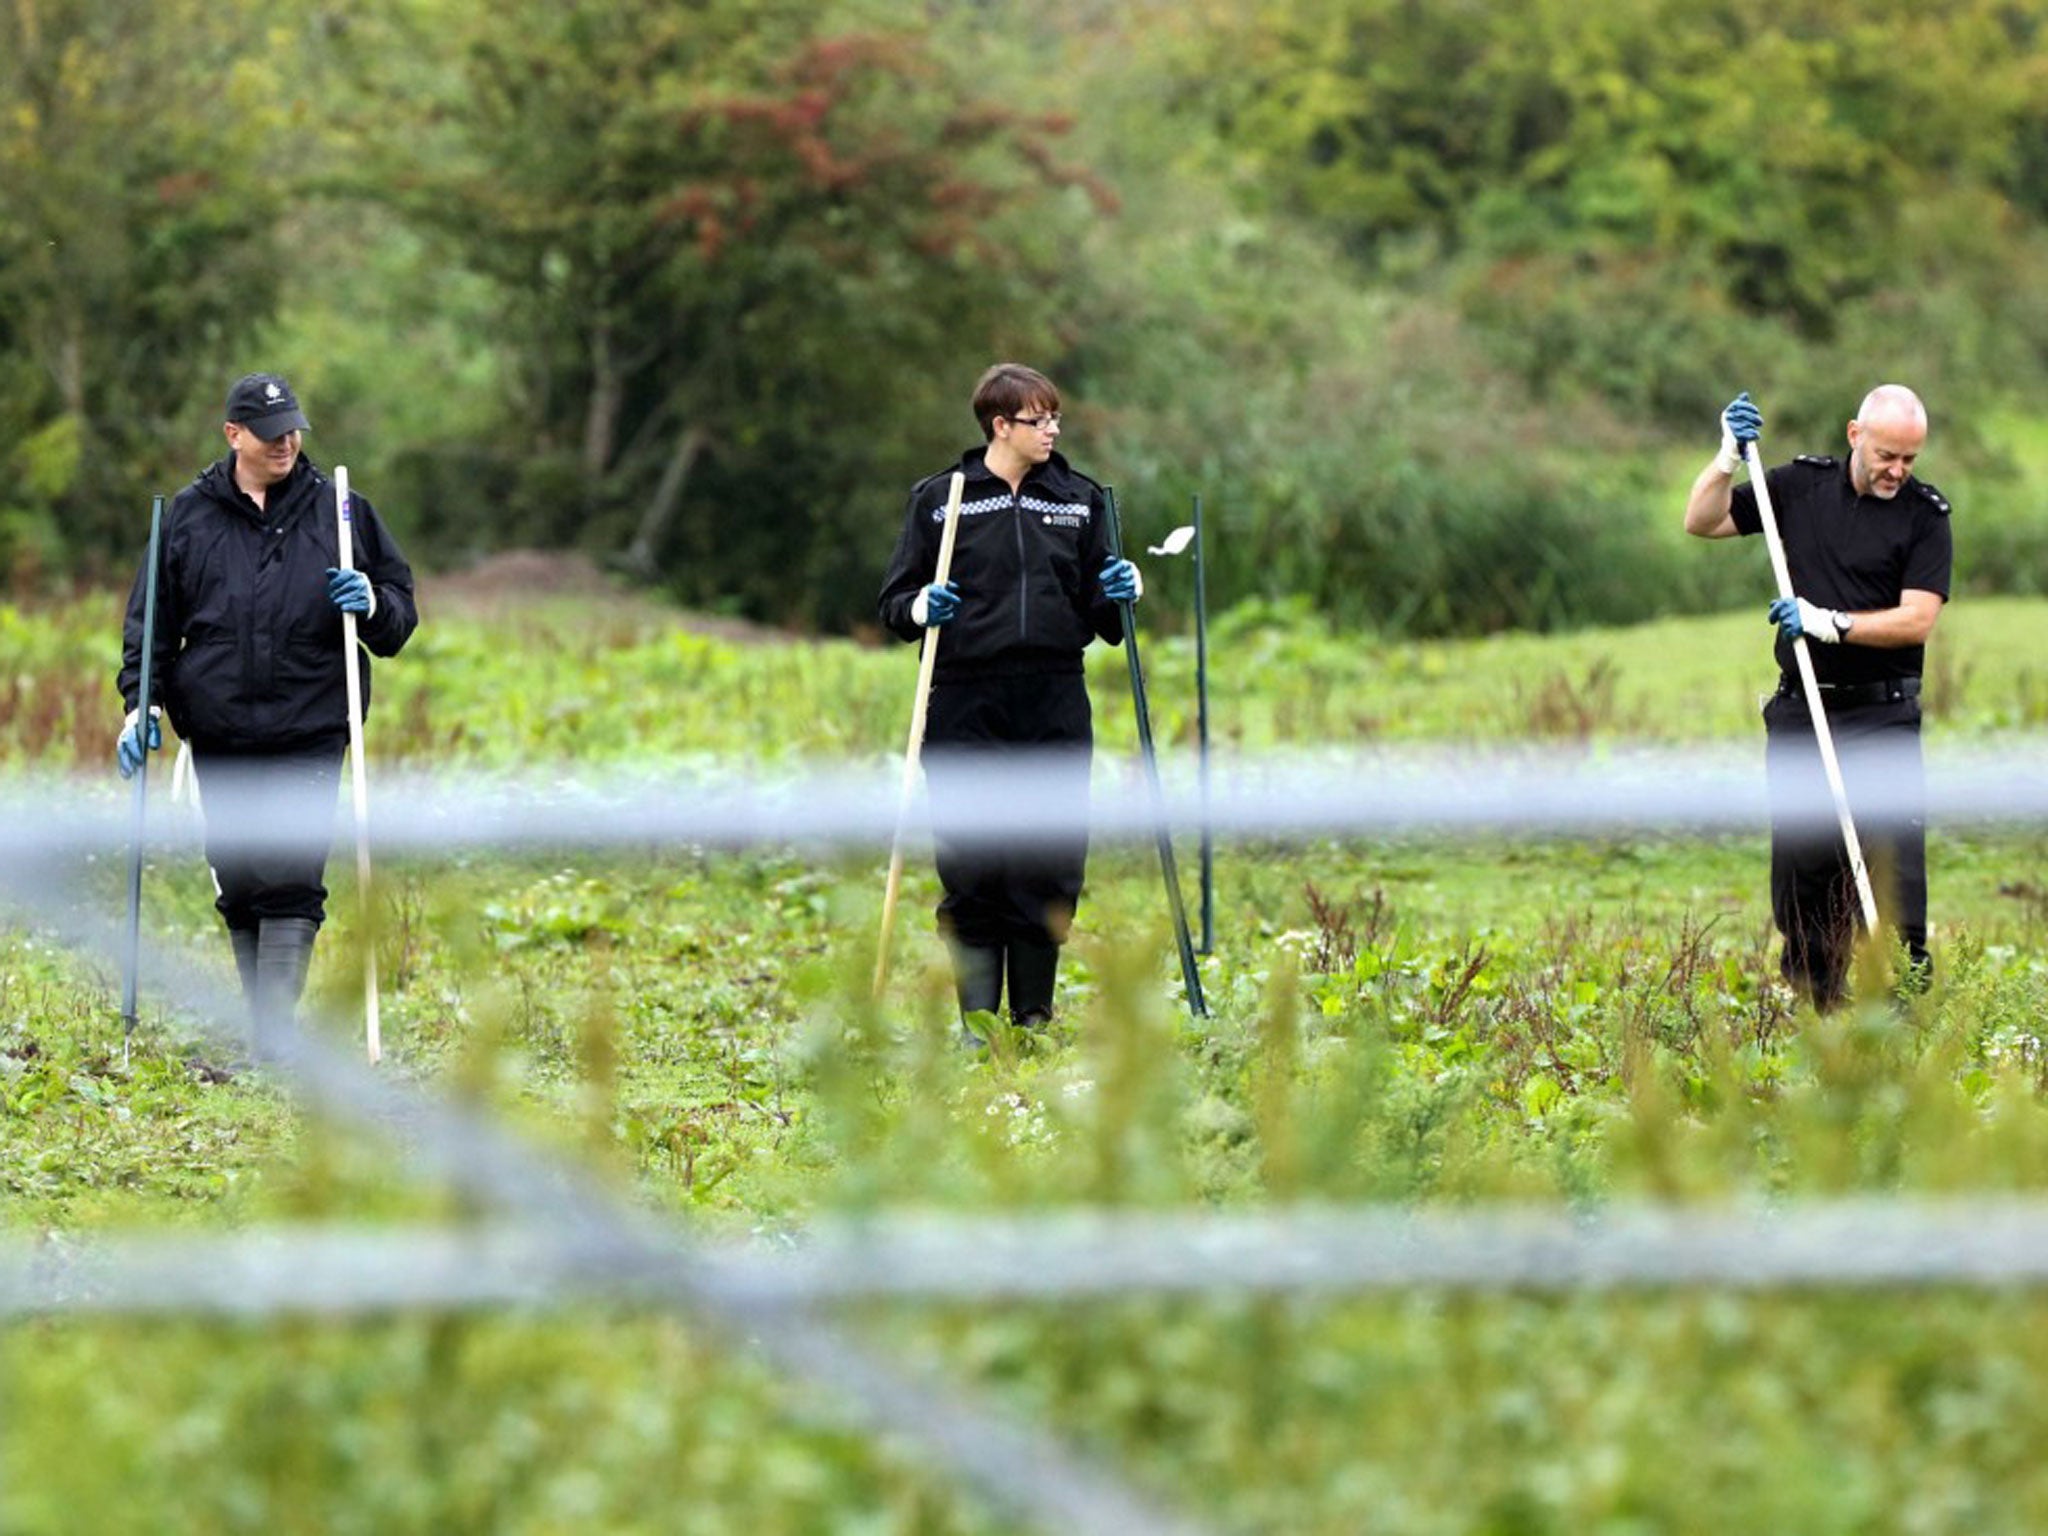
1104, 486, 1207, 1017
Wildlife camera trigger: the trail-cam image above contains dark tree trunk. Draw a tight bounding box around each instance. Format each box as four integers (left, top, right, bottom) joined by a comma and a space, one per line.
619, 420, 711, 579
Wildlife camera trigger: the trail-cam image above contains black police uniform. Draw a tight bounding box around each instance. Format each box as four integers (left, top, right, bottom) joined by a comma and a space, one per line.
877, 446, 1125, 1023
1729, 454, 1952, 1003
118, 453, 417, 933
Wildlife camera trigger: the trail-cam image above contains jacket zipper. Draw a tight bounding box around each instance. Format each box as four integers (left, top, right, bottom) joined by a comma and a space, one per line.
1012, 489, 1028, 645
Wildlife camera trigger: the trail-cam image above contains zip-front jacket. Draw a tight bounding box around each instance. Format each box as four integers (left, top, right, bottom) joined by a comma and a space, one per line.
118, 454, 418, 750
877, 447, 1124, 680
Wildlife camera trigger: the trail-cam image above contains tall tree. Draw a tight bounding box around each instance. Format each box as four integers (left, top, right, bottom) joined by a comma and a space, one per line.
353, 0, 1110, 622
0, 0, 298, 576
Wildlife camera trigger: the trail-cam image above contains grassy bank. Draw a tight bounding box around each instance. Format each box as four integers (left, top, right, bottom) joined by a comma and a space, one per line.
5, 583, 2048, 1533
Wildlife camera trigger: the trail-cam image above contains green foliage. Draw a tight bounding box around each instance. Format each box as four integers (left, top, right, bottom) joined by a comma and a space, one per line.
3, 1312, 1005, 1535
0, 592, 122, 766
10, 590, 2048, 1527
1044, 175, 1715, 634
9, 1, 2048, 631
1172, 0, 2048, 327
13, 574, 2048, 775
0, 0, 301, 575
1148, 0, 2048, 504
329, 0, 1101, 625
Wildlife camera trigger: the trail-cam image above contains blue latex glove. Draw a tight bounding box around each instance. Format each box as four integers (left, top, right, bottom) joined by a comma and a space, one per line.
1719, 391, 1763, 471
913, 580, 960, 627
1768, 595, 1847, 644
1099, 556, 1142, 604
326, 567, 373, 616
115, 710, 161, 780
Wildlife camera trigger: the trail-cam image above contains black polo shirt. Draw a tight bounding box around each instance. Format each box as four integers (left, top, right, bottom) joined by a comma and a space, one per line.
1730, 454, 1952, 687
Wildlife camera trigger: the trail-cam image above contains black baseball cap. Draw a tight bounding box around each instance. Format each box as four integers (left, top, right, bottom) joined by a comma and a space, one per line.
224, 373, 310, 438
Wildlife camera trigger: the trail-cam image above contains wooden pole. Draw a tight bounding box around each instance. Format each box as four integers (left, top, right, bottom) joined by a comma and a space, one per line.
872, 471, 967, 996
335, 467, 383, 1061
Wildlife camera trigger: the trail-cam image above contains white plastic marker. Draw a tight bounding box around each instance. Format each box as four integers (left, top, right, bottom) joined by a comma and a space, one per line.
1147, 526, 1196, 557
873, 471, 967, 996
1146, 511, 1213, 954
1745, 441, 1880, 932
335, 466, 383, 1061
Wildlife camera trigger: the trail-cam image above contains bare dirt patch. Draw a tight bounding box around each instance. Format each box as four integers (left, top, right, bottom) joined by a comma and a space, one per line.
421, 549, 794, 645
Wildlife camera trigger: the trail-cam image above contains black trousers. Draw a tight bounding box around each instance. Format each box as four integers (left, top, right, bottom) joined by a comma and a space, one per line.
923, 671, 1092, 949
1762, 691, 1927, 1003
191, 738, 347, 930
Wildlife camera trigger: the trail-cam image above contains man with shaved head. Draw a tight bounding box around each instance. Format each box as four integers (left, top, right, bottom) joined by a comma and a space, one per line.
1685, 385, 1951, 1009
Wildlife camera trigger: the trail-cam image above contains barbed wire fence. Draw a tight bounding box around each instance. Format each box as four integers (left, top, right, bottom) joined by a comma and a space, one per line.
5, 741, 2048, 1533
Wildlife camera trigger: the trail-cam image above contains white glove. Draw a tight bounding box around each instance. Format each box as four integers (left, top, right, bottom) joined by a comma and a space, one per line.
1715, 425, 1742, 476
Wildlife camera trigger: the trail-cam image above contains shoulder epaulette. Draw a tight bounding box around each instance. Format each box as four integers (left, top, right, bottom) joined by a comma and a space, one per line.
1794, 454, 1837, 468
1913, 480, 1951, 516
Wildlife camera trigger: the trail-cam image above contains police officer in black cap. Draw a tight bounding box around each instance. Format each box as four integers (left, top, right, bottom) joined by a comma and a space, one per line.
1684, 384, 1952, 1008
116, 373, 418, 1043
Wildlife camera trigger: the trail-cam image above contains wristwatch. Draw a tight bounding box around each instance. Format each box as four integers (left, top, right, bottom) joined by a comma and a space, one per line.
1832, 609, 1855, 639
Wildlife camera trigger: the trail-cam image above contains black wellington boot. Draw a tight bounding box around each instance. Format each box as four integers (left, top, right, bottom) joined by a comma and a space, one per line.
1006, 940, 1060, 1030
227, 926, 260, 1022
948, 941, 1005, 1048
254, 917, 319, 1052
949, 942, 1005, 1017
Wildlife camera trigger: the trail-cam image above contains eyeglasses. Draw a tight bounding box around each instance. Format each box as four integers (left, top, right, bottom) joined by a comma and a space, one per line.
1009, 412, 1061, 431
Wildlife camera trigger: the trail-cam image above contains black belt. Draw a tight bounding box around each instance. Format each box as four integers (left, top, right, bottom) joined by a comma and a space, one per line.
1775, 675, 1920, 707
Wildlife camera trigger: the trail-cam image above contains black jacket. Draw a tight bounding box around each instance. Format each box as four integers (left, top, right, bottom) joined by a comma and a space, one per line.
118, 454, 418, 750
877, 447, 1124, 679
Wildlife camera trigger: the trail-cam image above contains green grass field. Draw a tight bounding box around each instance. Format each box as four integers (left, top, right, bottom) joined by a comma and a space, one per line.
6, 580, 2048, 1533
